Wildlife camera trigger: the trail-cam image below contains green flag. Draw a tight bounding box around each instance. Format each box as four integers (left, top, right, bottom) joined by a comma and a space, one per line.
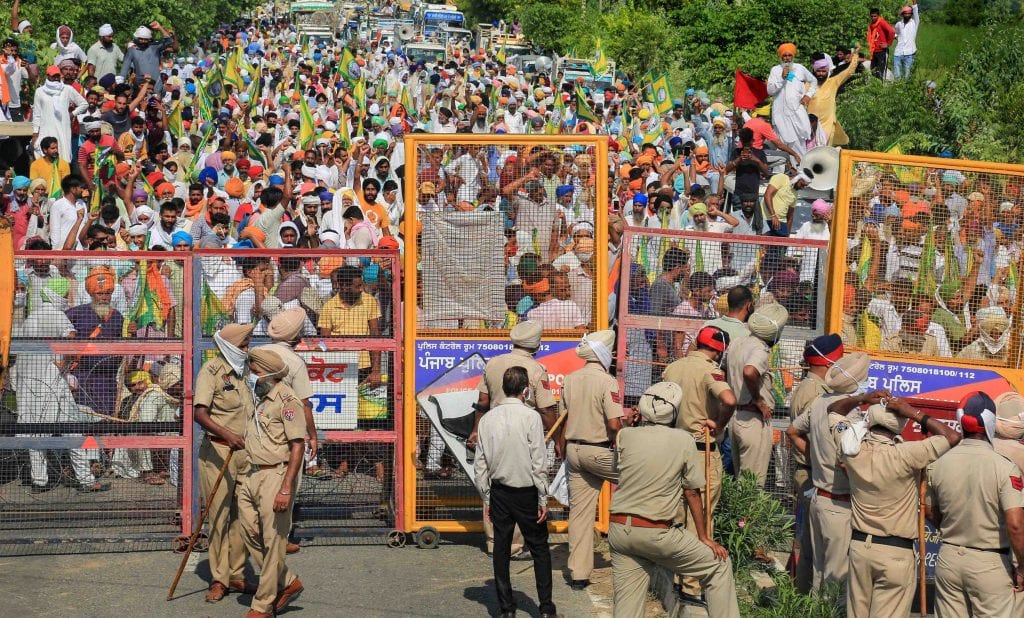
574, 85, 598, 123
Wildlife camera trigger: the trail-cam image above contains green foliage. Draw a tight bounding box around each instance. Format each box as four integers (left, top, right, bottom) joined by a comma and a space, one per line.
740, 571, 846, 618
836, 77, 948, 154
598, 4, 674, 76
713, 471, 793, 574
517, 3, 594, 55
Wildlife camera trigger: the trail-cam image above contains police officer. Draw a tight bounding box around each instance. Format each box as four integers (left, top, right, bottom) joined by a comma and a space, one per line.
237, 348, 306, 618
609, 382, 740, 618
661, 325, 735, 606
926, 392, 1024, 617
841, 398, 960, 616
790, 334, 842, 593
560, 329, 622, 591
995, 391, 1024, 472
727, 303, 788, 485
787, 351, 872, 593
467, 320, 557, 557
193, 323, 257, 602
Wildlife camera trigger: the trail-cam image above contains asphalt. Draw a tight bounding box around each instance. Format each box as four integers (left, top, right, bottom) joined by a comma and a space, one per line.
0, 535, 606, 617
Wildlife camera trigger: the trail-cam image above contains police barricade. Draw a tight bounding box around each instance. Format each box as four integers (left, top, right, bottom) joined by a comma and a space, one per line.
614, 227, 829, 507
0, 251, 194, 554
401, 134, 610, 538
193, 248, 405, 545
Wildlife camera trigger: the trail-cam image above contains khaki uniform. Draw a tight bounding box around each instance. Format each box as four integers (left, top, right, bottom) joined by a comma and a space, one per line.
726, 335, 776, 485
791, 393, 856, 592
662, 351, 732, 597
477, 349, 554, 553
927, 439, 1024, 618
843, 433, 951, 617
237, 382, 307, 614
608, 425, 740, 618
788, 373, 830, 593
194, 357, 254, 588
561, 362, 622, 581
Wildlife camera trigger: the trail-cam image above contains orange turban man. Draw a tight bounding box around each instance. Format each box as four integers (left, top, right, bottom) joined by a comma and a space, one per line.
85, 266, 116, 296
778, 42, 797, 58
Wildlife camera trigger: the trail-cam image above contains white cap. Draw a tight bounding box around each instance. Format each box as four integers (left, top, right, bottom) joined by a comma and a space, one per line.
16, 20, 30, 33
368, 103, 381, 115
98, 24, 114, 37
133, 26, 153, 39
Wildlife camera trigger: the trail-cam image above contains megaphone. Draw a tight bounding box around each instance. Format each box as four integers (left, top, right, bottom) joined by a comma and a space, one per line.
801, 146, 840, 191
398, 24, 416, 42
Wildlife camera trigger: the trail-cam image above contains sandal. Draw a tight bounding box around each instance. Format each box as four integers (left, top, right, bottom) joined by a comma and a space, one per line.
305, 467, 332, 481
142, 473, 166, 486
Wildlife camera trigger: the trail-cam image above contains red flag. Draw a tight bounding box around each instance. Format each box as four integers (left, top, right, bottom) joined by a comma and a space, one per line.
734, 70, 768, 110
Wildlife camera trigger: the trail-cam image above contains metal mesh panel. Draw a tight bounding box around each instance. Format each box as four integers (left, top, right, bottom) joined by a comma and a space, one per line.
1, 251, 192, 553
835, 153, 1024, 367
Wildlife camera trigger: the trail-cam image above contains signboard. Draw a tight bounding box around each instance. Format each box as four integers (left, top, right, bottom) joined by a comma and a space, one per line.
868, 359, 1012, 404
300, 351, 360, 429
424, 11, 464, 22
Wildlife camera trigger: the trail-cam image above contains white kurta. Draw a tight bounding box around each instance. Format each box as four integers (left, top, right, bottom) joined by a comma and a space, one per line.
31, 82, 88, 161
766, 63, 817, 156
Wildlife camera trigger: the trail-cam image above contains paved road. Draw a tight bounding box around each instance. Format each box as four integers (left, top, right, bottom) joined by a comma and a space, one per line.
0, 535, 605, 617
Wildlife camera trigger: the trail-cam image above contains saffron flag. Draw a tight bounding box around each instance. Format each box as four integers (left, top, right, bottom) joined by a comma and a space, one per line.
129, 261, 173, 332
734, 69, 768, 110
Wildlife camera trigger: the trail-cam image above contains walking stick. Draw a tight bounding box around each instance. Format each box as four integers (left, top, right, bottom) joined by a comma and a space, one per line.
918, 473, 927, 617
545, 410, 568, 443
167, 449, 234, 601
704, 425, 712, 534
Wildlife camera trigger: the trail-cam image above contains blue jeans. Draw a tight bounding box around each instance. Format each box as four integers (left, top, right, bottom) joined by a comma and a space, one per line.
894, 53, 915, 79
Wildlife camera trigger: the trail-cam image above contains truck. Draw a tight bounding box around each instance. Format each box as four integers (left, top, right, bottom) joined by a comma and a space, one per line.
412, 3, 465, 36
555, 56, 616, 91
289, 0, 339, 39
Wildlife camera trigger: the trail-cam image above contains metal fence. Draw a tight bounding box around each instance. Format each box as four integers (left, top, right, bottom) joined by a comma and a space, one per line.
192, 248, 405, 545
1, 251, 194, 553
401, 134, 611, 535
614, 227, 829, 505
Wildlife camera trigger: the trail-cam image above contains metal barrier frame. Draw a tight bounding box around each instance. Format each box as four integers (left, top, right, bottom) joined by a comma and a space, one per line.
191, 248, 405, 540
829, 149, 1024, 393
1, 250, 195, 548
401, 134, 611, 534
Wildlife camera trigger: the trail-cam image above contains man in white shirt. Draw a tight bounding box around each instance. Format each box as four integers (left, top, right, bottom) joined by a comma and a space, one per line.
49, 174, 87, 250
474, 366, 556, 618
893, 1, 920, 80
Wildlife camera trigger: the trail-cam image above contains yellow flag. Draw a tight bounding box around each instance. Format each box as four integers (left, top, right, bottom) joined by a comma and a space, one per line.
651, 72, 673, 115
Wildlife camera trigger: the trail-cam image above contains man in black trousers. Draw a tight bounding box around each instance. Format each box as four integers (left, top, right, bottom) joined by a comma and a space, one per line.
474, 366, 558, 618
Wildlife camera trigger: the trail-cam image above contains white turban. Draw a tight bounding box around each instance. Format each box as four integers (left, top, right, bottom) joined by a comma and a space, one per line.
17, 20, 30, 33
98, 24, 114, 37
134, 26, 153, 39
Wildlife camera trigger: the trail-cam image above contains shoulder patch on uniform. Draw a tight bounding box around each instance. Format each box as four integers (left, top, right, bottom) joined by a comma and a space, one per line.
284, 408, 296, 421
835, 422, 849, 433
712, 373, 726, 382
540, 377, 552, 390
1012, 476, 1023, 491
611, 390, 621, 404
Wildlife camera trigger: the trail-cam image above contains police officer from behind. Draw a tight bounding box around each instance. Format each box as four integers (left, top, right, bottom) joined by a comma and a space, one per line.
727, 303, 789, 485
610, 382, 740, 618
994, 391, 1024, 472
237, 348, 306, 618
661, 325, 736, 606
787, 351, 874, 593
926, 392, 1024, 617
468, 320, 558, 557
474, 366, 557, 618
560, 329, 622, 591
790, 334, 843, 593
193, 323, 258, 602
840, 398, 960, 616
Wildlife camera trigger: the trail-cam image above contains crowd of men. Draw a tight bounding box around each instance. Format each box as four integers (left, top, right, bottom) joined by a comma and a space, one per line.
4, 1, 1024, 617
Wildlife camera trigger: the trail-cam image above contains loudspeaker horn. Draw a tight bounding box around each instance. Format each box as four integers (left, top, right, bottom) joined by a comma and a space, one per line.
801, 146, 840, 191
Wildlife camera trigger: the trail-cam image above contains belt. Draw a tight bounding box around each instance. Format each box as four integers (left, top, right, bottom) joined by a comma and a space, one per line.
737, 404, 761, 412
251, 462, 285, 471
852, 530, 915, 550
609, 513, 672, 529
695, 441, 717, 452
944, 542, 1010, 555
568, 440, 611, 448
816, 488, 851, 502
795, 463, 812, 470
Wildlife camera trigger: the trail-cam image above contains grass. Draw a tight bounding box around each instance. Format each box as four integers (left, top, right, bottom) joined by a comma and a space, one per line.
913, 20, 979, 82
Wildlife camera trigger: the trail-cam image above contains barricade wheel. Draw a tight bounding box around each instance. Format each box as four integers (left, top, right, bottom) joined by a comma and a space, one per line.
171, 535, 190, 554
386, 530, 407, 548
193, 532, 210, 552
416, 526, 440, 549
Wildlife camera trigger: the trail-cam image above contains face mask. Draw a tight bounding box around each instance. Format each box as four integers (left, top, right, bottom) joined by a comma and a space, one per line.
246, 373, 258, 394
576, 252, 593, 262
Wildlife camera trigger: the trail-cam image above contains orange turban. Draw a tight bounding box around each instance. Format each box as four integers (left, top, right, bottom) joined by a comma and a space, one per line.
240, 226, 267, 244
778, 43, 797, 58
522, 278, 550, 295
85, 266, 116, 295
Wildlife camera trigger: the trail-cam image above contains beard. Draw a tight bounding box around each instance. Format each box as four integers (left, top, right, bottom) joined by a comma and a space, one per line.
692, 220, 709, 232
811, 220, 828, 232
92, 302, 112, 319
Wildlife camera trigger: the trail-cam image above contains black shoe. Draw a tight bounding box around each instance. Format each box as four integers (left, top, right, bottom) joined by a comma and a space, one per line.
30, 483, 55, 493
570, 579, 590, 591
678, 592, 707, 608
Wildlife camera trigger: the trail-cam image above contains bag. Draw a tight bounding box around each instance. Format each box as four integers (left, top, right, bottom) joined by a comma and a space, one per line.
357, 383, 389, 420
549, 461, 570, 507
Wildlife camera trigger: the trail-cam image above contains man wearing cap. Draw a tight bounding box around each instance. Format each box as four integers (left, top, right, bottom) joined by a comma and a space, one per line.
662, 325, 737, 606
787, 352, 877, 593
193, 323, 258, 602
726, 303, 788, 485
238, 348, 306, 618
610, 382, 740, 618
926, 391, 1024, 617
474, 366, 557, 618
840, 395, 959, 616
789, 334, 842, 592
560, 329, 622, 591
468, 321, 558, 556
86, 24, 123, 79
121, 22, 176, 95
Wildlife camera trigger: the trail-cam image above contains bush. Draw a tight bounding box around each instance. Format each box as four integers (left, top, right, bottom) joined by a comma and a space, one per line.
713, 470, 793, 574
836, 77, 949, 154
742, 571, 846, 618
